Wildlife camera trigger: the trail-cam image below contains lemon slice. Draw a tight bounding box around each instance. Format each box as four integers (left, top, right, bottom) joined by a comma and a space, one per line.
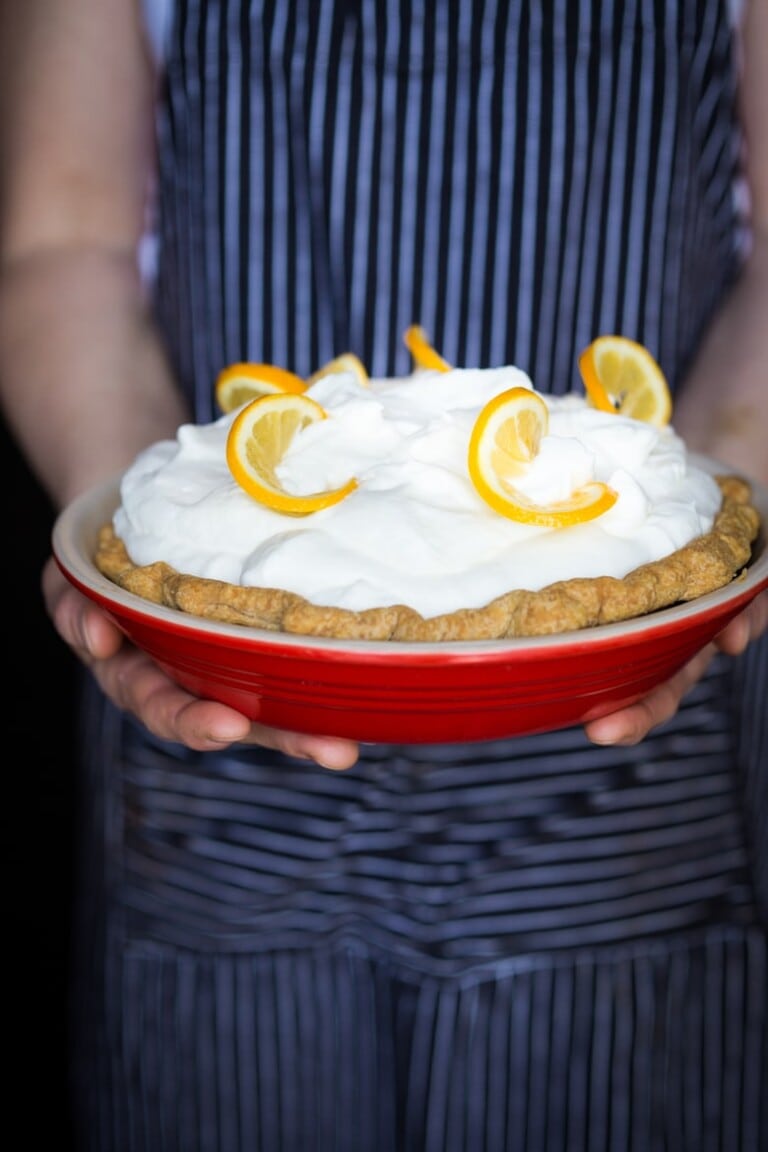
226, 393, 357, 515
468, 387, 618, 526
308, 352, 369, 386
403, 324, 451, 372
578, 335, 672, 426
215, 362, 307, 413
472, 386, 549, 468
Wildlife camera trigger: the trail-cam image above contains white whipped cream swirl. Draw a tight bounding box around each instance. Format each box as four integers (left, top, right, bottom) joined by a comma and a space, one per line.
113, 366, 722, 617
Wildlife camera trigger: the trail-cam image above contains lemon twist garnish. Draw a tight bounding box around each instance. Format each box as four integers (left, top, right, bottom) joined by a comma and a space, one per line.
578, 335, 672, 426
308, 352, 369, 387
468, 386, 618, 526
215, 362, 307, 413
403, 324, 451, 372
226, 392, 357, 515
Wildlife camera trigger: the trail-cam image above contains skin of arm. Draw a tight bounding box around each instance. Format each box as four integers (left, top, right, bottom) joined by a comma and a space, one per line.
0, 0, 764, 763
0, 0, 358, 766
0, 0, 185, 505
585, 0, 768, 744
671, 0, 768, 488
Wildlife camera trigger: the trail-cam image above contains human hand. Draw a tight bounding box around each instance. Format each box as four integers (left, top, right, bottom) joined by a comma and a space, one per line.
584, 590, 768, 746
42, 557, 361, 769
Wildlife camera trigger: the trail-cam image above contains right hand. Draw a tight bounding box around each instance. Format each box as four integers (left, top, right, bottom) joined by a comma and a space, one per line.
43, 557, 361, 769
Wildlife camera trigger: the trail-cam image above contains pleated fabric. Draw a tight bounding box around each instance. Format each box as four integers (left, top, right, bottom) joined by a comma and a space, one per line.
71, 1, 767, 1149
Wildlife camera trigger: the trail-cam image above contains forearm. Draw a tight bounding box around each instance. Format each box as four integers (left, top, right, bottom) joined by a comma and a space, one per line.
675, 0, 768, 488
673, 227, 768, 487
0, 244, 188, 509
0, 0, 178, 509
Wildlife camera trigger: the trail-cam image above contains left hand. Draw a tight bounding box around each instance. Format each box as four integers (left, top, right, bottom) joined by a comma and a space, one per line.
584, 589, 768, 746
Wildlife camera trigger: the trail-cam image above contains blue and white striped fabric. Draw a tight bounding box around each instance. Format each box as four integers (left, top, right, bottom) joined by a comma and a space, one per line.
72, 1, 767, 1149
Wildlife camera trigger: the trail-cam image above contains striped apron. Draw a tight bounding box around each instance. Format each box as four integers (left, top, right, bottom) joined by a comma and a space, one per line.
72, 1, 767, 1148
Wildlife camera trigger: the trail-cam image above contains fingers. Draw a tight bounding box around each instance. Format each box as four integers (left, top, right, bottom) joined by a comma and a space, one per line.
238, 726, 361, 770
42, 557, 361, 765
105, 647, 359, 762
96, 644, 360, 761
584, 644, 716, 746
714, 589, 768, 656
42, 556, 124, 662
94, 643, 254, 750
584, 591, 768, 747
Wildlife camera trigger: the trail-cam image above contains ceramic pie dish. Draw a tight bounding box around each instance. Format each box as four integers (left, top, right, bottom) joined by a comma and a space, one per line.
52, 457, 768, 744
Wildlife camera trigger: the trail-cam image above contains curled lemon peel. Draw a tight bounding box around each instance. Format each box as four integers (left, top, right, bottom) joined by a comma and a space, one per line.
216, 362, 307, 413
468, 387, 618, 526
226, 392, 357, 515
403, 324, 451, 372
308, 352, 369, 387
578, 335, 672, 427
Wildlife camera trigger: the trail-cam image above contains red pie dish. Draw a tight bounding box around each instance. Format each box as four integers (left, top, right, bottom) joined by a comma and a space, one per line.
53, 457, 768, 744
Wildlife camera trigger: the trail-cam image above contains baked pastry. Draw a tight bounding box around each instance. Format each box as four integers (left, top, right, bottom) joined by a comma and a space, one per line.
95, 352, 760, 641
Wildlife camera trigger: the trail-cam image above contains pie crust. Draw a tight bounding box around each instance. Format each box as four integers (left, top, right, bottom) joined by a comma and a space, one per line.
94, 475, 760, 641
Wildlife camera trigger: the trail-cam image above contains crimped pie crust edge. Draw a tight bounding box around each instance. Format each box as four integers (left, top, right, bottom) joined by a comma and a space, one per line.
93, 475, 760, 642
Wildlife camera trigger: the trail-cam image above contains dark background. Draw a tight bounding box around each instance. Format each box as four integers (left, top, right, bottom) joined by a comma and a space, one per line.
5, 413, 77, 1147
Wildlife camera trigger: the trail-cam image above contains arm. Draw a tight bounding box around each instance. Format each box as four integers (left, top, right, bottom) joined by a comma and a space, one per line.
586, 0, 768, 745
672, 0, 768, 487
0, 0, 186, 504
0, 0, 358, 768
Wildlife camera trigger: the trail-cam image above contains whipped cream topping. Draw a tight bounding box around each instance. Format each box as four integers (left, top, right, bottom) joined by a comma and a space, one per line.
113, 366, 722, 617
